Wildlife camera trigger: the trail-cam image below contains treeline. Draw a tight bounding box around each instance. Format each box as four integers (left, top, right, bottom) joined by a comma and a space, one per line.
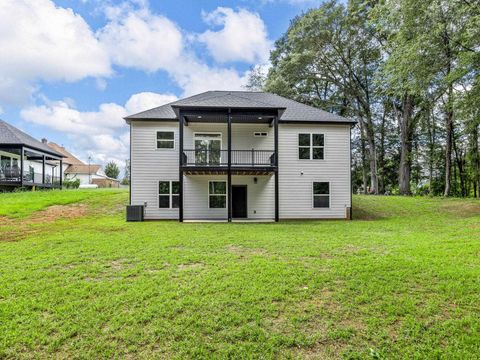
248, 0, 479, 196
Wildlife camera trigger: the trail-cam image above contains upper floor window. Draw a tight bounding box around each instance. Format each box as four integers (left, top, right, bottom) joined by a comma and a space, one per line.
159, 181, 179, 208
299, 133, 324, 160
157, 131, 174, 149
313, 182, 329, 208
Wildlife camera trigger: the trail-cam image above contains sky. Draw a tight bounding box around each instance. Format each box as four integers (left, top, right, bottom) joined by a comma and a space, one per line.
0, 0, 322, 171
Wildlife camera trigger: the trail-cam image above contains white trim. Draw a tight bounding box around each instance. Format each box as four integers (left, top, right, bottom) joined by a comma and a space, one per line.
298, 133, 325, 160
156, 130, 175, 150
208, 180, 227, 209
194, 132, 223, 165
158, 180, 180, 209
312, 181, 330, 209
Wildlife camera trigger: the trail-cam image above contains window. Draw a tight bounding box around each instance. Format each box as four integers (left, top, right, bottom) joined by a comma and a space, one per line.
299, 133, 324, 160
254, 132, 268, 137
194, 133, 222, 165
313, 182, 330, 208
159, 181, 180, 208
209, 181, 226, 208
157, 131, 174, 149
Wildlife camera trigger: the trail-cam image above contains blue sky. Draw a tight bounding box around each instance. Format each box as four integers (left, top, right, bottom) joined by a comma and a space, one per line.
0, 0, 322, 169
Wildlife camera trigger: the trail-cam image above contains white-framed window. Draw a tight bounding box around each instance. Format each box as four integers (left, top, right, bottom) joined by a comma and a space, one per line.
156, 131, 175, 149
299, 133, 324, 160
254, 132, 268, 137
159, 181, 180, 208
313, 182, 330, 208
209, 181, 227, 208
194, 133, 222, 165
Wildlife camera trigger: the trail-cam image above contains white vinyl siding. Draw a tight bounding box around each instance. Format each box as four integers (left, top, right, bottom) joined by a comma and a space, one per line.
183, 175, 274, 220
131, 121, 179, 219
130, 121, 350, 220
279, 124, 350, 219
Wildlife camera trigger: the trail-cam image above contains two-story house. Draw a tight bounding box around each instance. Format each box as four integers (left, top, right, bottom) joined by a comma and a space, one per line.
125, 91, 355, 221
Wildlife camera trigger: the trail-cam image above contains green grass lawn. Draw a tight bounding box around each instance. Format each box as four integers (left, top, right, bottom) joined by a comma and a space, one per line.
0, 190, 479, 359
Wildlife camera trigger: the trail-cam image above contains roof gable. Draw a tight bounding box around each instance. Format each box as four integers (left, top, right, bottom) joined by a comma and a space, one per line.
124, 91, 354, 124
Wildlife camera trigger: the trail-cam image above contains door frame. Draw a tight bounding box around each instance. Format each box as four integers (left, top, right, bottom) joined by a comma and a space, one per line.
232, 185, 248, 219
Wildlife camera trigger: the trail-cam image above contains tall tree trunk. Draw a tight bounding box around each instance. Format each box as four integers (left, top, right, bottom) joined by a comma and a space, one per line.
427, 107, 436, 195
398, 95, 414, 195
359, 120, 368, 194
444, 85, 454, 197
378, 107, 387, 194
475, 125, 480, 198
362, 111, 378, 194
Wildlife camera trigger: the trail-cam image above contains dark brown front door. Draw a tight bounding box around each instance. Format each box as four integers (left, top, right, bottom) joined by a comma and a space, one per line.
232, 185, 247, 218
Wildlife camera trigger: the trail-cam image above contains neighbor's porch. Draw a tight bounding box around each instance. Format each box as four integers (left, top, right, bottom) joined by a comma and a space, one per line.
0, 145, 63, 188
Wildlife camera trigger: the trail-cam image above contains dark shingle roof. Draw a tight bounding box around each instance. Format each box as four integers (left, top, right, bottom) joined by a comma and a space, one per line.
0, 119, 63, 157
125, 91, 355, 124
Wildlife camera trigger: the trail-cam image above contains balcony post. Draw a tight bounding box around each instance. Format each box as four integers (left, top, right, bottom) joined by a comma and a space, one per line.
42, 155, 45, 185
274, 115, 279, 222
20, 146, 24, 187
227, 108, 232, 222
179, 112, 184, 222
59, 159, 63, 189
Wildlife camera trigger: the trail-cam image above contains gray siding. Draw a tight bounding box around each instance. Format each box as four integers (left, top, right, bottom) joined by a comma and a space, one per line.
278, 124, 351, 219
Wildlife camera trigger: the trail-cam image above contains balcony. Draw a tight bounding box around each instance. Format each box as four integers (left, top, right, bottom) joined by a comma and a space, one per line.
181, 149, 277, 175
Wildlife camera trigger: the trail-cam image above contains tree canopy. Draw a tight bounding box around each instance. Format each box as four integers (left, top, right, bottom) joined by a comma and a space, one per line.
255, 0, 479, 196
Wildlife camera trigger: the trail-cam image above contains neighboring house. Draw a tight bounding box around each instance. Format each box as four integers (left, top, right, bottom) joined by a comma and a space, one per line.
125, 91, 355, 221
45, 141, 120, 188
0, 119, 63, 190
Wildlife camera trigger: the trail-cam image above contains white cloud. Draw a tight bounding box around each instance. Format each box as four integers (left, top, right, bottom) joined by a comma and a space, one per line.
125, 92, 178, 114
0, 0, 111, 105
198, 7, 272, 63
20, 92, 173, 165
97, 4, 183, 72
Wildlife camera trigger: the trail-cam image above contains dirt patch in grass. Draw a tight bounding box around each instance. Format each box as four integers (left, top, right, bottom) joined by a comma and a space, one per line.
28, 204, 88, 223
439, 202, 480, 218
0, 203, 88, 242
226, 245, 268, 258
177, 262, 204, 270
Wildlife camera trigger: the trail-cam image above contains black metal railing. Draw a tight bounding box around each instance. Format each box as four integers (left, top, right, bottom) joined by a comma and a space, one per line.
0, 168, 61, 186
182, 149, 276, 167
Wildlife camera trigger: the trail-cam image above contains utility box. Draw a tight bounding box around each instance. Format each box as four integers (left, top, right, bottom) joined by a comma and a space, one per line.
126, 205, 144, 222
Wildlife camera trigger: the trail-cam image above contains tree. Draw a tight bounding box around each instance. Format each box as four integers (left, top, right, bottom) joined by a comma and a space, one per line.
121, 159, 130, 185
104, 161, 120, 179
252, 0, 479, 197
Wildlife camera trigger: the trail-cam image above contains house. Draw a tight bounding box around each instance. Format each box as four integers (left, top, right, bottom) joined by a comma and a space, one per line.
125, 91, 355, 221
0, 119, 63, 190
45, 141, 120, 188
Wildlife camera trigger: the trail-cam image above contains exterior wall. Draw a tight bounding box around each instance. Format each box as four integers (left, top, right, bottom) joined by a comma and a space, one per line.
183, 174, 274, 220
129, 120, 351, 220
131, 121, 179, 219
184, 123, 273, 151
278, 124, 351, 219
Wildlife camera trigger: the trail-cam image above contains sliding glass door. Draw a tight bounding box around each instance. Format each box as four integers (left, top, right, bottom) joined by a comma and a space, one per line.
194, 133, 222, 165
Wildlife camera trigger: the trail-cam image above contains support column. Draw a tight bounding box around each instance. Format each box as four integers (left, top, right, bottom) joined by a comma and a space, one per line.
227, 108, 232, 222
42, 155, 45, 185
274, 116, 279, 222
179, 114, 184, 222
59, 159, 63, 188
20, 146, 24, 187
